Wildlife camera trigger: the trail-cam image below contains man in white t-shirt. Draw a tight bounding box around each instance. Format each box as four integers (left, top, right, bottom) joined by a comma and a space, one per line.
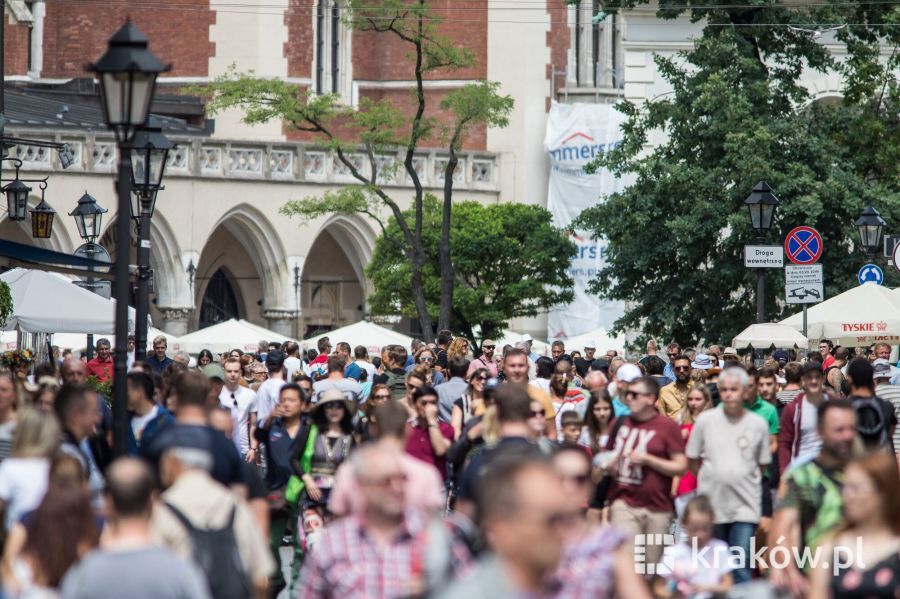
282, 341, 304, 382
311, 356, 363, 404
219, 357, 258, 462
353, 345, 377, 381
255, 350, 287, 426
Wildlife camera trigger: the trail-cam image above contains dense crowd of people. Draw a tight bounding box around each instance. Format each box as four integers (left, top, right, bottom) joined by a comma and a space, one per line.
0, 332, 897, 598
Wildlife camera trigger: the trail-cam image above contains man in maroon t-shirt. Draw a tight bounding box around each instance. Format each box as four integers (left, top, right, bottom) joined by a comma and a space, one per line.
603, 375, 687, 566
405, 385, 454, 480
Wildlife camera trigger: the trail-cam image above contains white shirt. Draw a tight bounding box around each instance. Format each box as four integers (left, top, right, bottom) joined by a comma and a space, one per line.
218, 386, 258, 454
0, 457, 50, 529
131, 405, 159, 442
283, 356, 303, 381
657, 539, 734, 599
354, 359, 377, 381
255, 378, 286, 426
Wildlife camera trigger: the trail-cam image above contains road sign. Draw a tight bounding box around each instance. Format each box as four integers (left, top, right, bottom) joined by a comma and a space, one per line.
785, 264, 824, 304
884, 235, 900, 259
744, 245, 783, 268
784, 226, 823, 265
858, 263, 884, 286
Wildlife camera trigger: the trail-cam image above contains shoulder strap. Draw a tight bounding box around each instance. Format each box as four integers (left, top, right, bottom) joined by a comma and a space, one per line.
164, 501, 196, 533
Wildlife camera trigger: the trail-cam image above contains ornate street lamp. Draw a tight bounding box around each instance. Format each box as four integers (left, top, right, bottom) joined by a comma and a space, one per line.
29, 183, 55, 239
69, 192, 108, 243
88, 21, 170, 143
745, 181, 781, 325
89, 19, 169, 457
3, 177, 30, 221
854, 206, 886, 259
744, 181, 780, 237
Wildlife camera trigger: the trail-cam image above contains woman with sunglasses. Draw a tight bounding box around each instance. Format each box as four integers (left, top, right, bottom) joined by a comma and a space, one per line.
450, 368, 490, 440
411, 347, 444, 386
447, 337, 471, 362
355, 383, 392, 443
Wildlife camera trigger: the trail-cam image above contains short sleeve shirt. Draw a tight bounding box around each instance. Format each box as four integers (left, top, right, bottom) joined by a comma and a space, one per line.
605, 413, 685, 513
742, 397, 780, 435
405, 421, 454, 480
686, 408, 771, 524
777, 459, 844, 558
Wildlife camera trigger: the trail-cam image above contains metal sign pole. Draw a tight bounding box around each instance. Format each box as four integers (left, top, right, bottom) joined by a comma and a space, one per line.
802, 305, 807, 339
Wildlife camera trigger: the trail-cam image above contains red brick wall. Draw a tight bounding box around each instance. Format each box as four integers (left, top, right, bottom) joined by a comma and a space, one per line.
285, 0, 313, 79
546, 0, 570, 110
41, 0, 214, 79
3, 14, 30, 76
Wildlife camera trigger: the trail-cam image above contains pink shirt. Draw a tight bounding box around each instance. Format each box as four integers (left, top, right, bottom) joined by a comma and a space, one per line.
466, 356, 498, 378
328, 453, 445, 516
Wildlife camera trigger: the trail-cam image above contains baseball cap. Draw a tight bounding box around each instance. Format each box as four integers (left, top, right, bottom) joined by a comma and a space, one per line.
616, 363, 642, 383
201, 363, 226, 381
521, 334, 533, 343
773, 350, 789, 363
590, 358, 610, 371
265, 349, 286, 368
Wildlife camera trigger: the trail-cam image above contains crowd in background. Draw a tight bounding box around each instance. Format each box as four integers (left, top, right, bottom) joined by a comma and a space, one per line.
0, 331, 896, 598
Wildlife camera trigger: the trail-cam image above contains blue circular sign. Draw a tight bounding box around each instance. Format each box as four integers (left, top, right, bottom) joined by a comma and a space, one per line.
858, 264, 884, 286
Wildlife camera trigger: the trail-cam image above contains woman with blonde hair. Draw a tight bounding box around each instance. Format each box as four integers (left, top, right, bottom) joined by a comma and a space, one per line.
0, 410, 60, 530
446, 337, 471, 362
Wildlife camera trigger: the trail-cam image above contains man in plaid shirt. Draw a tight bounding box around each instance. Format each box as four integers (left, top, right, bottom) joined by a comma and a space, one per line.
297, 444, 471, 598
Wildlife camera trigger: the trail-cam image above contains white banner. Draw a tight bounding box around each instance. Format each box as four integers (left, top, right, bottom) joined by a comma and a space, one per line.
545, 101, 632, 340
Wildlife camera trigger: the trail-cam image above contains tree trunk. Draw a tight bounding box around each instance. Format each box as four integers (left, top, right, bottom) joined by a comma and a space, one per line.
409, 251, 435, 342
438, 152, 457, 332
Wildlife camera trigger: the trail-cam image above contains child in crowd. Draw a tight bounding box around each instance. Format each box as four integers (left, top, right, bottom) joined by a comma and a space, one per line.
559, 411, 584, 446
655, 495, 733, 599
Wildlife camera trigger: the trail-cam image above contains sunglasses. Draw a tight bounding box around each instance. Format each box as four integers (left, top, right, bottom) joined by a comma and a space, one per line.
667, 353, 679, 359
625, 390, 654, 399
373, 394, 391, 401
674, 366, 691, 372
473, 375, 488, 381
419, 356, 434, 363
530, 409, 545, 417
483, 345, 496, 350
324, 403, 345, 410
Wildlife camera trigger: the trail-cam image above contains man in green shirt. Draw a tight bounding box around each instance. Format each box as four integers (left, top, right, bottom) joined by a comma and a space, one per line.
769, 400, 855, 597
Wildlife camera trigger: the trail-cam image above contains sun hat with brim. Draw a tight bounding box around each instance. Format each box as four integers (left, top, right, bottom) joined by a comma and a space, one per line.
873, 359, 898, 380
313, 388, 358, 416
691, 354, 713, 370
723, 347, 739, 357
201, 363, 226, 381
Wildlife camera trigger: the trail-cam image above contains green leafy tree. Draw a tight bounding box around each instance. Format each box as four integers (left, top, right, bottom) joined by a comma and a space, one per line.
0, 281, 11, 330
574, 0, 900, 346
367, 197, 576, 343
196, 1, 514, 341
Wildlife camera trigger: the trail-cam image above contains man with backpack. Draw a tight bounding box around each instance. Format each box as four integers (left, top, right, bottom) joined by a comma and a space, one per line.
373, 345, 410, 401
845, 357, 897, 453
150, 440, 274, 598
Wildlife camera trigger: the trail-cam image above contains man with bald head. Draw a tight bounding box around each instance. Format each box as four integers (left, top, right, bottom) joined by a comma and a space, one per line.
298, 445, 470, 597
60, 357, 113, 471
60, 458, 210, 598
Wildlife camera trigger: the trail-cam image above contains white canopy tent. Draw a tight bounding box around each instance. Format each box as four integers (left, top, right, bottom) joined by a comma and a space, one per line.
0, 268, 136, 334
173, 319, 298, 354
732, 323, 809, 349
304, 321, 413, 356
780, 282, 900, 347
555, 326, 626, 357
497, 330, 550, 356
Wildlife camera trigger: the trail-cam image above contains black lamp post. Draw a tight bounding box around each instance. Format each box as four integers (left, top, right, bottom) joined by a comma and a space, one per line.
854, 206, 886, 262
129, 116, 172, 362
89, 20, 169, 458
745, 181, 780, 323
69, 192, 108, 244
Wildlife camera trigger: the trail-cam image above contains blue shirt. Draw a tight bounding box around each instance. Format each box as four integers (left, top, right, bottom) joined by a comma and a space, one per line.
255, 417, 301, 490
127, 404, 174, 456
662, 363, 677, 383
147, 354, 174, 374
612, 396, 631, 417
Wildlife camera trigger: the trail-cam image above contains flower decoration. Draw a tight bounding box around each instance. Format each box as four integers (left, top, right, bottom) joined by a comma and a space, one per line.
0, 349, 35, 370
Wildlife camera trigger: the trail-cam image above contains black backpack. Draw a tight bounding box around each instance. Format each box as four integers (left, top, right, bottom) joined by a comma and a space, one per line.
165, 502, 251, 599
853, 396, 889, 450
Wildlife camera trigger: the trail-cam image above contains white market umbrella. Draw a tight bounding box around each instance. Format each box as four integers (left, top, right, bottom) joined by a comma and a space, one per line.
554, 326, 626, 356
0, 268, 136, 334
780, 282, 900, 347
497, 330, 550, 356
173, 319, 297, 354
732, 323, 808, 349
304, 320, 413, 356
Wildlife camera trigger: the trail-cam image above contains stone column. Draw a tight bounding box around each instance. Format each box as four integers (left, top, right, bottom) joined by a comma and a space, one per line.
160, 308, 193, 337
263, 309, 299, 339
